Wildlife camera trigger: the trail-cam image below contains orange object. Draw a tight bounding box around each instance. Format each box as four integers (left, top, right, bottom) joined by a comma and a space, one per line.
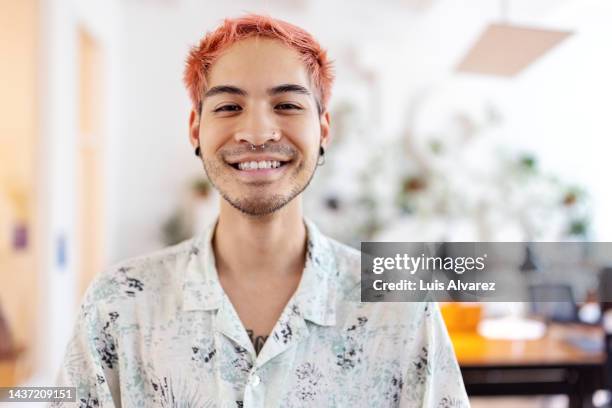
440, 302, 483, 333
0, 344, 27, 387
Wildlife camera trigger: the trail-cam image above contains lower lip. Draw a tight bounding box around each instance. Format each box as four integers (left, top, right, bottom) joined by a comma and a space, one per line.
228, 162, 291, 182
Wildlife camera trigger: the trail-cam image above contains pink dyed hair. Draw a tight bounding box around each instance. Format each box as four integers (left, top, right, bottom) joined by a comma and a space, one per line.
184, 14, 334, 114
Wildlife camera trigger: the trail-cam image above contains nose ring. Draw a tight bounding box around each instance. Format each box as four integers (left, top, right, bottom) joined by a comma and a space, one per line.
250, 143, 266, 151
249, 130, 278, 150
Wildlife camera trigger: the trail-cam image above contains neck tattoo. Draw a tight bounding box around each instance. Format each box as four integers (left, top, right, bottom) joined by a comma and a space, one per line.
247, 329, 269, 355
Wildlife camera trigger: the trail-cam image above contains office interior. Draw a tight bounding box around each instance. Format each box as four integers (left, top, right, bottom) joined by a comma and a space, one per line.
1, 0, 612, 406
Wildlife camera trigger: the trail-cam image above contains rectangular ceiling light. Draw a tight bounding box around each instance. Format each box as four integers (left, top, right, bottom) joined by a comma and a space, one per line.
456, 23, 573, 77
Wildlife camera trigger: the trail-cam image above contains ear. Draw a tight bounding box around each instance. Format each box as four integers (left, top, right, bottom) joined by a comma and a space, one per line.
319, 110, 331, 149
189, 108, 201, 149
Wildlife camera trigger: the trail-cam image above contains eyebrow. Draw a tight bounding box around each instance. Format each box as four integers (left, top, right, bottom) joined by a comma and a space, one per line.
267, 84, 311, 97
203, 85, 247, 99
203, 83, 311, 99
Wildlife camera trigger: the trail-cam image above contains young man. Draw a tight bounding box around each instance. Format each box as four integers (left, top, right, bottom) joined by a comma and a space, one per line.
56, 15, 469, 407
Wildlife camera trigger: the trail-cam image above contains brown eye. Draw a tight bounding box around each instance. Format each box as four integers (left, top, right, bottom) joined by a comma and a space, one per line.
214, 104, 241, 113
276, 103, 301, 110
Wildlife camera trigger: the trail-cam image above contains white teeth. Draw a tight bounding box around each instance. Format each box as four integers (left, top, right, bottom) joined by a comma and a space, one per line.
237, 160, 282, 170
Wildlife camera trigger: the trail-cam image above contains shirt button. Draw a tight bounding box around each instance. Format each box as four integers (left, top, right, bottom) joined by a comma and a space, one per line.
250, 373, 261, 387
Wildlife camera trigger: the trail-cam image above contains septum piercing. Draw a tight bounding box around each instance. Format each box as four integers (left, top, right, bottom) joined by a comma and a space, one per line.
249, 130, 279, 150
250, 143, 266, 151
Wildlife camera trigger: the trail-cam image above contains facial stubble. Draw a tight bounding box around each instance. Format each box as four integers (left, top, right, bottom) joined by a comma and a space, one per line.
200, 152, 319, 216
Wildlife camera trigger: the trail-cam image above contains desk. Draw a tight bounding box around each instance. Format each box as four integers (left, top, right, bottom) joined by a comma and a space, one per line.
451, 324, 606, 408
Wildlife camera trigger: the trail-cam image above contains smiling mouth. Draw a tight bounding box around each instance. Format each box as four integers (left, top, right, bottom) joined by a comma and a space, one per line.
228, 160, 291, 171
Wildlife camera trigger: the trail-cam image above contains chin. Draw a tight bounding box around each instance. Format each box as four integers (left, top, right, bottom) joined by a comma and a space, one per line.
224, 193, 292, 216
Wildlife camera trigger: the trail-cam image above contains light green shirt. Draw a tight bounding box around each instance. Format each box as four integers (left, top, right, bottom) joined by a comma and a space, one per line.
54, 219, 469, 407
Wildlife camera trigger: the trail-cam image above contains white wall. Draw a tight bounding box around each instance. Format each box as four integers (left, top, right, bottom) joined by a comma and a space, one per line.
38, 0, 122, 384
39, 0, 78, 383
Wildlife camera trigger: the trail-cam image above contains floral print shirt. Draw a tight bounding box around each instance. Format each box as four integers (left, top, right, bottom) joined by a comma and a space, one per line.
54, 219, 469, 407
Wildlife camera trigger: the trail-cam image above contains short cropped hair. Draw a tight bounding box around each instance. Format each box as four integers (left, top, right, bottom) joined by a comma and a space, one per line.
184, 14, 334, 114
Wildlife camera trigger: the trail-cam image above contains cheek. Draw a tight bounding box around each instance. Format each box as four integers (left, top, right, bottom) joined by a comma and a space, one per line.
199, 123, 230, 153
280, 117, 321, 150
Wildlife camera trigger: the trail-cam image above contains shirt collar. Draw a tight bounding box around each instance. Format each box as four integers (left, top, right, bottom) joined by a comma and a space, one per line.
182, 217, 338, 326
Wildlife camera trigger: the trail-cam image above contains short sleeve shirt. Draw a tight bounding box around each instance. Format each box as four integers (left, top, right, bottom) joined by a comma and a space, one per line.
53, 219, 469, 407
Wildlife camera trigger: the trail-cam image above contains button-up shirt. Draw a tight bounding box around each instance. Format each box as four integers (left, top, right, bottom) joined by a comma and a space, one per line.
54, 219, 469, 407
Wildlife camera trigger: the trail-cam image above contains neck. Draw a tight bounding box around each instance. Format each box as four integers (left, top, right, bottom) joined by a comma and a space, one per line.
213, 198, 307, 280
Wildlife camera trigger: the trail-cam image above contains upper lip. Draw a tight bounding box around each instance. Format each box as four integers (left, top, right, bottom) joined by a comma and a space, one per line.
225, 155, 292, 164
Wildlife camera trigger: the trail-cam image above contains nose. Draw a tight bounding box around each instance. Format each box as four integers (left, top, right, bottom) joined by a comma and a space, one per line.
233, 105, 281, 146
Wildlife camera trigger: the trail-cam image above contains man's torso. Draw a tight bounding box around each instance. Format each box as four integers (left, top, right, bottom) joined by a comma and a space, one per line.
58, 220, 468, 407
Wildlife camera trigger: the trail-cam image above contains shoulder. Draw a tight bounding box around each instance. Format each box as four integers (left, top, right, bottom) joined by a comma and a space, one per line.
318, 231, 436, 326
327, 236, 361, 275
323, 237, 361, 298
81, 238, 196, 312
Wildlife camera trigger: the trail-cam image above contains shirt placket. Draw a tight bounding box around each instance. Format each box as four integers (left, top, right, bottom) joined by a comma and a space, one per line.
213, 302, 269, 408
241, 302, 309, 408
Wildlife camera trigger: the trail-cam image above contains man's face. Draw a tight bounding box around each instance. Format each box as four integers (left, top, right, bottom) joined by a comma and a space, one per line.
189, 37, 330, 216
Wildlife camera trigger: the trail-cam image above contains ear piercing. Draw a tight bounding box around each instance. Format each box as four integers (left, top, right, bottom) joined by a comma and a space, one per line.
317, 146, 325, 166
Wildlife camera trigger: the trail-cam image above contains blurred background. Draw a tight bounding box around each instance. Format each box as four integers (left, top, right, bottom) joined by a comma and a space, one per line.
1, 0, 611, 406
